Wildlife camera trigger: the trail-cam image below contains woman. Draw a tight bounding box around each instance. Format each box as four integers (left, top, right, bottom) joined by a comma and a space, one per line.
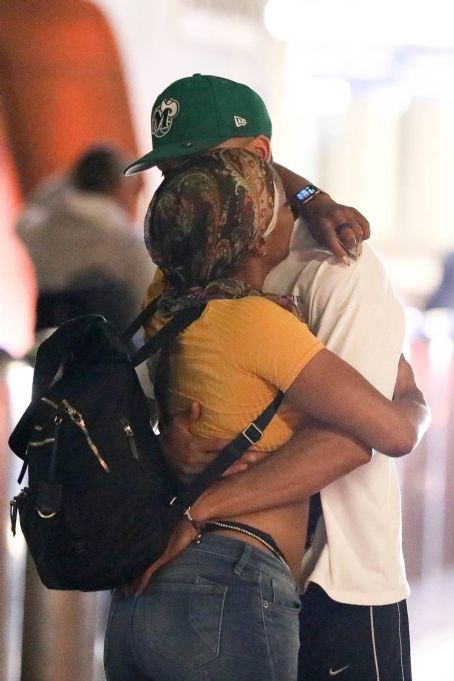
104, 149, 427, 681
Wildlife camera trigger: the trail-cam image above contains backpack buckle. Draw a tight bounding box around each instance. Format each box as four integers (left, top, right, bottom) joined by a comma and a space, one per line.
35, 482, 62, 519
242, 423, 263, 446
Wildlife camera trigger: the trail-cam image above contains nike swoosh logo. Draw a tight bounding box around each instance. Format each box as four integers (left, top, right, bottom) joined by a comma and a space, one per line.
329, 665, 350, 676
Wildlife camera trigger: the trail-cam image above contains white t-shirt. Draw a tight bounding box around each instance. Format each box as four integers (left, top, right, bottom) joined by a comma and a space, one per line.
265, 224, 409, 606
17, 188, 154, 314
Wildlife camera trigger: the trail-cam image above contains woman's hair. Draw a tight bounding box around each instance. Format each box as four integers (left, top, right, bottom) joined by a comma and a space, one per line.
145, 148, 280, 292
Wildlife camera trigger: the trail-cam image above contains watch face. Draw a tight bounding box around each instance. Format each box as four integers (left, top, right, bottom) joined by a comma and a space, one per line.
295, 185, 319, 203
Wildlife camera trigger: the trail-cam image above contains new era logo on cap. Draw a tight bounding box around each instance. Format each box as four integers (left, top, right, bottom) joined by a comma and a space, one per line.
234, 115, 247, 128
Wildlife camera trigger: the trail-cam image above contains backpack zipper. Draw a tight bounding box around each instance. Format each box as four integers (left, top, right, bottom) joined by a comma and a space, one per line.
42, 396, 59, 409
34, 414, 62, 520
61, 400, 110, 472
28, 398, 59, 446
29, 437, 56, 447
120, 418, 139, 460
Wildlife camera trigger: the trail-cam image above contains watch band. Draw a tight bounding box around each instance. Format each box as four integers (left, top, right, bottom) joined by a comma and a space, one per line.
289, 184, 323, 218
294, 184, 320, 204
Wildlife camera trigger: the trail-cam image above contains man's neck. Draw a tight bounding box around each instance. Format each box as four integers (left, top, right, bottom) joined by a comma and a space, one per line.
230, 256, 269, 290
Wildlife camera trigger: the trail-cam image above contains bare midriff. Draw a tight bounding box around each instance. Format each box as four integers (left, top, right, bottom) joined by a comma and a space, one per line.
205, 500, 309, 583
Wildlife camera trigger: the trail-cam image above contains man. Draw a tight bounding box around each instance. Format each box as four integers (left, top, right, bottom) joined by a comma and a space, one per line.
265, 206, 414, 680
126, 74, 428, 680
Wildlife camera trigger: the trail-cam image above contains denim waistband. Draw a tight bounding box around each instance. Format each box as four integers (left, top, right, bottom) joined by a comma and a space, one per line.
168, 533, 294, 587
203, 520, 286, 564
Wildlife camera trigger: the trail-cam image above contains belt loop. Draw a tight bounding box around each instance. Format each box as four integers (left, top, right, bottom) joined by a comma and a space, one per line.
233, 543, 253, 575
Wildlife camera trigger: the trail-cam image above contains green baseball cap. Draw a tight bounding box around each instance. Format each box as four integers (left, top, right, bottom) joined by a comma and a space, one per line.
124, 74, 272, 175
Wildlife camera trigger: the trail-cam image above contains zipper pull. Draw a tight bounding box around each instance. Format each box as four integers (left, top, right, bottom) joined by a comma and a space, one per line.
62, 400, 110, 472
10, 489, 27, 536
120, 419, 139, 460
10, 497, 18, 536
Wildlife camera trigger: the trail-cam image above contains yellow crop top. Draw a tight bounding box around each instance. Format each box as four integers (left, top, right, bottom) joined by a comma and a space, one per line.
163, 296, 324, 451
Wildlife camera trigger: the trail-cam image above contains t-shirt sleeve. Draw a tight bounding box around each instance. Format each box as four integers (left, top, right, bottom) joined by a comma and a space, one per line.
295, 245, 405, 398
236, 297, 324, 392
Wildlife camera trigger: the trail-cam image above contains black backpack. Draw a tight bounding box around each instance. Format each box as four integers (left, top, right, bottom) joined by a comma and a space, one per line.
9, 303, 282, 592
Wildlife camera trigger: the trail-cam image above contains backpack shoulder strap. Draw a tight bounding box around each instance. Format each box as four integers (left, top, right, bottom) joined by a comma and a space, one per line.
131, 306, 206, 367
177, 390, 284, 508
119, 296, 159, 343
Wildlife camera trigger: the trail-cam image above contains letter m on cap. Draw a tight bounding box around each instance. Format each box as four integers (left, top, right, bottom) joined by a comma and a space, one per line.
234, 115, 247, 128
152, 98, 180, 138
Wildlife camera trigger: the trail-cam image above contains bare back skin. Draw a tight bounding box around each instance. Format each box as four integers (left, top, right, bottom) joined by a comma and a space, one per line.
211, 500, 310, 579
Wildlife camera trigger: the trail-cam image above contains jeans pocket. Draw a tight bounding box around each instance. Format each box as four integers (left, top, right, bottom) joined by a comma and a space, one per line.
261, 576, 301, 613
145, 578, 227, 668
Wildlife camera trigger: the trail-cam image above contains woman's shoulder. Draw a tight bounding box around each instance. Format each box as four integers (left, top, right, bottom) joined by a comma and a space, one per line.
205, 295, 296, 324
201, 297, 312, 350
208, 294, 292, 313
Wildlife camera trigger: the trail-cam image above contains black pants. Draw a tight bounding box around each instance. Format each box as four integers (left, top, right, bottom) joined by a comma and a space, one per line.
299, 583, 411, 681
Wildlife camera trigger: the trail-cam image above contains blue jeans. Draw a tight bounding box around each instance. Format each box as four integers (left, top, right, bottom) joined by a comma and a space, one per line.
104, 534, 301, 681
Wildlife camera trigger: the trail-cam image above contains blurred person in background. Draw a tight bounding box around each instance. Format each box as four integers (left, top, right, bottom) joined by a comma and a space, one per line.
126, 74, 426, 681
17, 145, 154, 331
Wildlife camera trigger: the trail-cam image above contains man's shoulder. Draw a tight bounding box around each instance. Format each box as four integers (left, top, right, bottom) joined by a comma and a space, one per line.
267, 239, 382, 294
266, 234, 395, 332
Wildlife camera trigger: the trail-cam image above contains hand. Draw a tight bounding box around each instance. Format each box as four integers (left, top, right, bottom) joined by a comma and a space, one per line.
124, 519, 199, 597
299, 193, 370, 264
160, 402, 231, 477
271, 163, 370, 263
222, 449, 270, 476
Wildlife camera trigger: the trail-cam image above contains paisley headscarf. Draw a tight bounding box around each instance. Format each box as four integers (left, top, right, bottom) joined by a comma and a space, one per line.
144, 148, 298, 318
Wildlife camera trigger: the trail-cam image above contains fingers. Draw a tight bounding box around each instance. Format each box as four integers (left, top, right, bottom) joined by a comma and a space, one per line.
222, 462, 249, 476
160, 431, 230, 477
182, 437, 235, 475
182, 436, 232, 473
222, 449, 271, 475
323, 232, 350, 266
122, 562, 163, 597
327, 206, 370, 245
330, 212, 365, 254
241, 450, 270, 464
317, 216, 364, 264
121, 578, 139, 597
124, 522, 199, 597
353, 207, 371, 240
335, 224, 360, 254
198, 436, 232, 454
172, 401, 201, 430
188, 401, 201, 422
133, 560, 163, 596
303, 196, 371, 264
